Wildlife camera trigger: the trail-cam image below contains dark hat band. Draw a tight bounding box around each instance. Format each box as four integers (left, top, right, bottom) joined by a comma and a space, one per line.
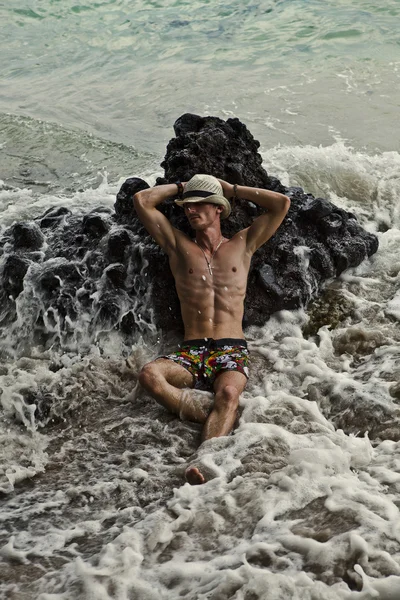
182, 190, 214, 200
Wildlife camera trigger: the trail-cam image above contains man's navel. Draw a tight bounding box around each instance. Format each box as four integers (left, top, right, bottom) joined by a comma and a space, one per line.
189, 268, 194, 274
232, 266, 237, 272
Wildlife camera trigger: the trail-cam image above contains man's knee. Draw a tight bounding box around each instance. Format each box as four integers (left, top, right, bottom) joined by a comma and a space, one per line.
138, 362, 160, 390
215, 384, 240, 410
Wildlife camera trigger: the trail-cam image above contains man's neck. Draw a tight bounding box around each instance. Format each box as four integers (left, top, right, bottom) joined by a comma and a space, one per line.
195, 226, 224, 252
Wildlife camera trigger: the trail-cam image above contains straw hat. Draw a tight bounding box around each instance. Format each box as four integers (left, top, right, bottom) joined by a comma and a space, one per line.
175, 174, 231, 219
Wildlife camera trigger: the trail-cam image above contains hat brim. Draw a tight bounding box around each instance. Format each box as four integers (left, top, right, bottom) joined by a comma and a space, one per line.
175, 194, 231, 219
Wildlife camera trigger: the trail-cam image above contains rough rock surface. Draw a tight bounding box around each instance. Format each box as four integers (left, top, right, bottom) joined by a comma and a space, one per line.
0, 114, 378, 350
115, 113, 378, 332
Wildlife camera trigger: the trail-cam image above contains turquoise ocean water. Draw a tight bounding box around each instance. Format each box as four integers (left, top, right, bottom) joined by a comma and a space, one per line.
1, 0, 400, 161
1, 1, 400, 599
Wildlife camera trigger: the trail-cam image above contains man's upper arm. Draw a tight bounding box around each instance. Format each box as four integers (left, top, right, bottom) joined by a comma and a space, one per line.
245, 198, 290, 254
133, 193, 178, 253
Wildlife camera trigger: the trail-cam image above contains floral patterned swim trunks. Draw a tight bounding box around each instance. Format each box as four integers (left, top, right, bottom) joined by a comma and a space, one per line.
161, 338, 249, 389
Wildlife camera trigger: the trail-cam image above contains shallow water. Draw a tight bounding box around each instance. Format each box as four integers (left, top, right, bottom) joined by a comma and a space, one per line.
1, 0, 400, 598
1, 0, 400, 152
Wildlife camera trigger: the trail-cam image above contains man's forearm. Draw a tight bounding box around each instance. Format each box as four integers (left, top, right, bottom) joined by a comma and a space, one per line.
235, 185, 290, 214
133, 183, 179, 209
218, 179, 289, 214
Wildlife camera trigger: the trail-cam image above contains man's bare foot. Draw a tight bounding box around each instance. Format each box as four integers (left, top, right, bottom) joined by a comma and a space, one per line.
184, 460, 220, 485
185, 466, 206, 485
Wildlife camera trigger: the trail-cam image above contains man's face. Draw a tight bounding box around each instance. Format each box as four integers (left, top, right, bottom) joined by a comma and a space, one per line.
183, 202, 222, 230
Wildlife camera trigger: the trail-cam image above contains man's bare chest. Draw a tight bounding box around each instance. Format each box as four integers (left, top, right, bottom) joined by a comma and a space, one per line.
169, 241, 250, 289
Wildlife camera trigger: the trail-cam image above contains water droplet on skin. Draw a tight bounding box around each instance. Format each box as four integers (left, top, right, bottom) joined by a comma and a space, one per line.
224, 286, 228, 291
240, 236, 243, 239
202, 275, 206, 281
209, 318, 213, 322
256, 191, 259, 195
198, 310, 201, 314
157, 224, 160, 228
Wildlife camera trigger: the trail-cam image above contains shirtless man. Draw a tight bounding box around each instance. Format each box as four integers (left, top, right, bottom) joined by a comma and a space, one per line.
133, 174, 290, 484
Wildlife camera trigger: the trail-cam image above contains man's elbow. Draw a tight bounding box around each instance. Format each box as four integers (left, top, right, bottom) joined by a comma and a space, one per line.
277, 195, 290, 217
283, 195, 290, 214
133, 190, 148, 211
133, 191, 143, 207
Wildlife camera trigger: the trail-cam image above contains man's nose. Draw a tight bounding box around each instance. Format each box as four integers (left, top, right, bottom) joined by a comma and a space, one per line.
186, 204, 196, 212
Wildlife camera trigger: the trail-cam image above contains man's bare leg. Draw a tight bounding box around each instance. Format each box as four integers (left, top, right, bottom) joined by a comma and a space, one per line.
185, 370, 248, 485
138, 359, 213, 423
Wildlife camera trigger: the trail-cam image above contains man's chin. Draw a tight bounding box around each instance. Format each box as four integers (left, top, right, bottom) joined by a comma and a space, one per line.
189, 220, 204, 230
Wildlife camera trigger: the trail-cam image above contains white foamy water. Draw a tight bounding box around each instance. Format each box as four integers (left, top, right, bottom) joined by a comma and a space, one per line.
0, 174, 116, 227
0, 141, 399, 598
1, 0, 400, 593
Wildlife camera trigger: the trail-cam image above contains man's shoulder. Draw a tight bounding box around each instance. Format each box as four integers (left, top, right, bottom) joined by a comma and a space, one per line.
224, 229, 249, 249
174, 229, 193, 246
168, 229, 193, 256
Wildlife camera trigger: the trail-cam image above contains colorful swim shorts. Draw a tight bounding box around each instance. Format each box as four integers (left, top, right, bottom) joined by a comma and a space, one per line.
161, 338, 249, 389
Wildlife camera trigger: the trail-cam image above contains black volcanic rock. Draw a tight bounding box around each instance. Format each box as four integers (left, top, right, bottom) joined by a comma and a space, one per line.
115, 177, 150, 220
38, 206, 71, 229
159, 113, 282, 191
82, 214, 110, 238
105, 263, 127, 288
2, 254, 30, 298
107, 229, 132, 262
0, 114, 379, 350
11, 222, 44, 250
113, 114, 378, 330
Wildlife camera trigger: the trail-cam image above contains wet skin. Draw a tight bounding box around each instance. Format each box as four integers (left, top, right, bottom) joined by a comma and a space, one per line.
138, 202, 250, 484
169, 202, 251, 340
133, 183, 290, 484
